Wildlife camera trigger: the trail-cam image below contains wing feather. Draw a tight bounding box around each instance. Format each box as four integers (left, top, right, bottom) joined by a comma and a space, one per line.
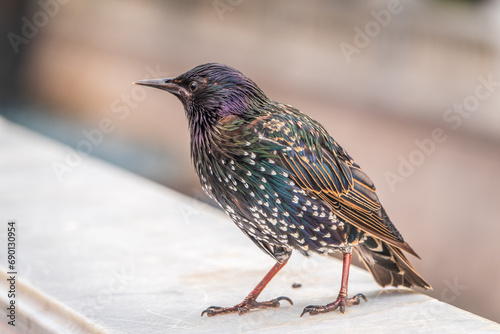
252, 112, 418, 256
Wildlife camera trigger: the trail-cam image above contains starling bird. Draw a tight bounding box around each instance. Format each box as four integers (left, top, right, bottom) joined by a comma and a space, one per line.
135, 63, 431, 317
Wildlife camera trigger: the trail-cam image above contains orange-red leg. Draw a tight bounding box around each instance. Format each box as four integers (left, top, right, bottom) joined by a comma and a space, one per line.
201, 259, 292, 317
301, 252, 366, 316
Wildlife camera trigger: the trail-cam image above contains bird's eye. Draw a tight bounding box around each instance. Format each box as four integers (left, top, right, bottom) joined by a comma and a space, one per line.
189, 81, 198, 92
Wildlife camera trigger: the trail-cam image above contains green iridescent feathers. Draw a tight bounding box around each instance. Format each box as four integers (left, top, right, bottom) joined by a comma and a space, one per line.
213, 103, 418, 257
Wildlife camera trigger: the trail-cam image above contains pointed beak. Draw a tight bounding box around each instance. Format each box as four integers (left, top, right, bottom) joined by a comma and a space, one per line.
134, 78, 187, 96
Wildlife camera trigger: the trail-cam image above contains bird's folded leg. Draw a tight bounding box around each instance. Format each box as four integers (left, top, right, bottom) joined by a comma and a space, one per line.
201, 260, 292, 317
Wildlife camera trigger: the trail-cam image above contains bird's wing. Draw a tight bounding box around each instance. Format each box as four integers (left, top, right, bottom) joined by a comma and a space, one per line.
249, 110, 418, 257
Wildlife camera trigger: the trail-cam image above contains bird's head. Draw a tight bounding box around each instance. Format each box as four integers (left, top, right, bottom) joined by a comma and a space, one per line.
135, 63, 269, 130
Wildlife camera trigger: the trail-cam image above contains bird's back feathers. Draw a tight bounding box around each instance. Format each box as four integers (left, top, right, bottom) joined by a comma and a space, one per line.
249, 107, 420, 257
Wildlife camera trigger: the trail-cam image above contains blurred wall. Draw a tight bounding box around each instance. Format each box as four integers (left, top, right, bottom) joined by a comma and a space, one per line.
2, 0, 500, 323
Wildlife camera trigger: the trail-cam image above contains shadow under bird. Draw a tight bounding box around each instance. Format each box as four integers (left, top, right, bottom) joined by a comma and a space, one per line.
135, 63, 431, 317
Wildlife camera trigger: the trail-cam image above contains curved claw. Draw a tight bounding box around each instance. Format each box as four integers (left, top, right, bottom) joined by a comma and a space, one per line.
201, 306, 224, 317
300, 305, 320, 317
349, 293, 367, 305
275, 296, 293, 306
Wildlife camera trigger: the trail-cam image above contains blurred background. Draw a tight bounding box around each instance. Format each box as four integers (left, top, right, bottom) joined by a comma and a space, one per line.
1, 0, 499, 323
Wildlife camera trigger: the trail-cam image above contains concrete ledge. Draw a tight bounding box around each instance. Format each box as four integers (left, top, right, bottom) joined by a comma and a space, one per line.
1, 117, 499, 333
0, 269, 108, 334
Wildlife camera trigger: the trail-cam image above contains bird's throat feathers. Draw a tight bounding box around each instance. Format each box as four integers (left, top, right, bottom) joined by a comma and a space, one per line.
187, 92, 268, 161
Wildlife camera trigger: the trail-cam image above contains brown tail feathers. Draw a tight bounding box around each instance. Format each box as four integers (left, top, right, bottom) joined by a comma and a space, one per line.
356, 236, 432, 290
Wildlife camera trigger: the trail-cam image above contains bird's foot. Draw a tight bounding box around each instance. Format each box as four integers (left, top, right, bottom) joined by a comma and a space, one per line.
201, 296, 293, 317
300, 293, 366, 317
